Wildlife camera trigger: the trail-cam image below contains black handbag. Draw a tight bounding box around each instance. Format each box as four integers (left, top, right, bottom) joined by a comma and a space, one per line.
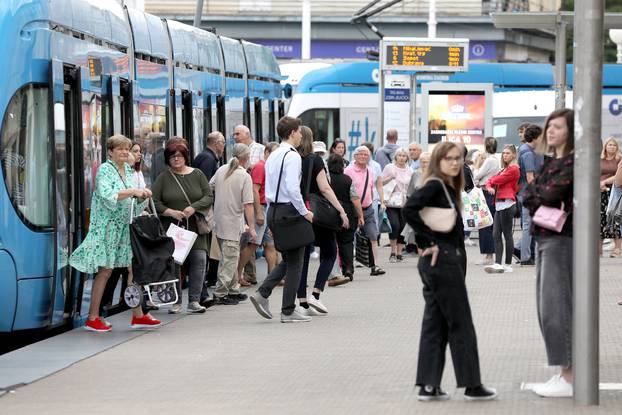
268, 150, 315, 252
355, 229, 372, 268
309, 193, 342, 231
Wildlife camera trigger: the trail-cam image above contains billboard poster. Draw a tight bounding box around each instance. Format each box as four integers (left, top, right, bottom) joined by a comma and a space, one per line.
427, 91, 486, 145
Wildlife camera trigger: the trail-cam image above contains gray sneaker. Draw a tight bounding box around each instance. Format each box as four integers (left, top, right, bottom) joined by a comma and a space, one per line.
250, 292, 272, 319
187, 301, 207, 314
281, 308, 312, 323
168, 303, 182, 314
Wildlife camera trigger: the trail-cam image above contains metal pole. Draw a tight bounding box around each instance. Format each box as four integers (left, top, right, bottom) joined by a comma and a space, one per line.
379, 41, 385, 147
554, 16, 567, 109
302, 0, 311, 59
410, 74, 417, 143
427, 0, 437, 38
573, 0, 603, 406
193, 0, 204, 27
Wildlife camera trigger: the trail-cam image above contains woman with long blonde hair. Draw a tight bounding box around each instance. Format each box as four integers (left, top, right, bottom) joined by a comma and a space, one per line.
402, 141, 497, 402
599, 137, 622, 257
484, 144, 520, 274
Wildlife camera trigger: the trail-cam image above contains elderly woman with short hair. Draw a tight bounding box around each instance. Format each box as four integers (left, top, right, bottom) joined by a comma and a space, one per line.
381, 147, 413, 262
152, 141, 214, 314
70, 135, 158, 332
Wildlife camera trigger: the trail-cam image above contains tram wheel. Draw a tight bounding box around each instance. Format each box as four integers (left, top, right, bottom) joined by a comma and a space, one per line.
124, 283, 143, 308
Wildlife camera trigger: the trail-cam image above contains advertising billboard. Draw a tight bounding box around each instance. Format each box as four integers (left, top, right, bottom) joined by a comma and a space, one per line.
421, 83, 493, 149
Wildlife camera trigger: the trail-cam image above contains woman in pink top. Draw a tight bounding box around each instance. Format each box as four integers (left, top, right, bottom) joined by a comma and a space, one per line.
381, 148, 413, 262
600, 137, 622, 257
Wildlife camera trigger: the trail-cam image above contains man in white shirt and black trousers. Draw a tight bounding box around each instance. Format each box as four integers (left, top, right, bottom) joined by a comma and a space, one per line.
250, 116, 314, 323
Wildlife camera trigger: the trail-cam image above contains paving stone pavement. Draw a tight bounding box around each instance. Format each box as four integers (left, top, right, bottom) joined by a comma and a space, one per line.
1, 243, 622, 414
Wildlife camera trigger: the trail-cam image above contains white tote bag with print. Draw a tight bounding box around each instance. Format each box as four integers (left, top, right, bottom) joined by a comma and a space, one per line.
166, 222, 197, 264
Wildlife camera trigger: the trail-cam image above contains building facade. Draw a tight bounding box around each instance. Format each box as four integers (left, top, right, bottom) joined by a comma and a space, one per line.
144, 0, 560, 62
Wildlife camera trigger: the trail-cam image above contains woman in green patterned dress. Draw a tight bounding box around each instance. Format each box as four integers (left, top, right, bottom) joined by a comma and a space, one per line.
69, 135, 160, 332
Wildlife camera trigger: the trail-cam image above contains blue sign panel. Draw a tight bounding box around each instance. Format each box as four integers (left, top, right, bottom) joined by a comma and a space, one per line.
384, 88, 410, 102
469, 42, 496, 60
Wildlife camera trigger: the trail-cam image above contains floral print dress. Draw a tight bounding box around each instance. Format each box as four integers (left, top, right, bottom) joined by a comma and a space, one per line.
69, 160, 146, 274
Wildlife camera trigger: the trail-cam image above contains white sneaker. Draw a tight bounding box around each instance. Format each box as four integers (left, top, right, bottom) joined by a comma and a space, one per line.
281, 307, 312, 323
533, 374, 573, 398
475, 257, 494, 266
503, 264, 514, 273
307, 296, 328, 314
299, 305, 322, 317
484, 263, 505, 274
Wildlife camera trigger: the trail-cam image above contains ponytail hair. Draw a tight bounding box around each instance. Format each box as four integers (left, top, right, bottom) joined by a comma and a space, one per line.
226, 143, 250, 179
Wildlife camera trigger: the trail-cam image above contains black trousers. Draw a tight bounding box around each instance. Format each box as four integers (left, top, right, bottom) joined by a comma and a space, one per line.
493, 205, 516, 265
335, 228, 355, 276
416, 244, 482, 388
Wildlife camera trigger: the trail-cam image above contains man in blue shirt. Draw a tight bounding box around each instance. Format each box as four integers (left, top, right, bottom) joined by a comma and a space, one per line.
515, 124, 543, 265
192, 131, 225, 180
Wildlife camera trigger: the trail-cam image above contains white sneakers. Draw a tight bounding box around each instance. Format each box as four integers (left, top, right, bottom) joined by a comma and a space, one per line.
484, 263, 504, 273
532, 374, 573, 398
299, 306, 323, 317
307, 296, 328, 314
484, 263, 513, 273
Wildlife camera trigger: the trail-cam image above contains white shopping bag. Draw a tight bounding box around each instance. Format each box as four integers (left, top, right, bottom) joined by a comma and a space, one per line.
166, 223, 198, 264
461, 187, 494, 231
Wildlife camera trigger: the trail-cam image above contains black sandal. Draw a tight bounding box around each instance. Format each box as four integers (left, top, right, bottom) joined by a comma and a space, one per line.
370, 266, 386, 276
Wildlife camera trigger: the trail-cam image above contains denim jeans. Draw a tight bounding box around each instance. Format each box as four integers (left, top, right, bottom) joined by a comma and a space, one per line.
536, 235, 573, 367
416, 244, 482, 388
175, 249, 207, 304
478, 192, 495, 255
519, 205, 533, 261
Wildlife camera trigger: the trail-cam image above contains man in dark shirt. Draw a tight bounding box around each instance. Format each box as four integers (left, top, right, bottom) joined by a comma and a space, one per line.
192, 131, 225, 305
515, 124, 543, 265
192, 131, 225, 180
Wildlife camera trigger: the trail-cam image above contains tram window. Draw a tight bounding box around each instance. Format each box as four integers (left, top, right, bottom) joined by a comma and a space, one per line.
137, 103, 166, 186
299, 108, 339, 145
192, 107, 204, 158
82, 93, 103, 214
0, 85, 52, 227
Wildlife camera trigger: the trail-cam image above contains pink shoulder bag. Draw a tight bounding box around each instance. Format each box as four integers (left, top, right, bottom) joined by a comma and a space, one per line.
532, 202, 567, 233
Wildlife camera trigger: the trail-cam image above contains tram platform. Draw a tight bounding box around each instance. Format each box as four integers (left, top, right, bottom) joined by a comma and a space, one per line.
1, 243, 622, 414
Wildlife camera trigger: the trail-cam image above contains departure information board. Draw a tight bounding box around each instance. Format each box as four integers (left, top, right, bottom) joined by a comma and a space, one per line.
381, 38, 469, 72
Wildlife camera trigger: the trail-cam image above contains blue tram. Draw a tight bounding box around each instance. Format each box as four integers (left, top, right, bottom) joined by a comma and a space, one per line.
0, 0, 284, 333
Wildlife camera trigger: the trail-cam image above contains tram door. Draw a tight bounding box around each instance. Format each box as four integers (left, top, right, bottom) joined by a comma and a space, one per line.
49, 60, 84, 325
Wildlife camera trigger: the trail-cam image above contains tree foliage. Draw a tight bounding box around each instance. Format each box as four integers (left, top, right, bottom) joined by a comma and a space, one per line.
561, 0, 622, 63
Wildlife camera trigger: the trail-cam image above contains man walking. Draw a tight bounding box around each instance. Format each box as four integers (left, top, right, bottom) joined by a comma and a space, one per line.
345, 146, 386, 276
250, 117, 314, 323
375, 128, 400, 170
211, 143, 256, 305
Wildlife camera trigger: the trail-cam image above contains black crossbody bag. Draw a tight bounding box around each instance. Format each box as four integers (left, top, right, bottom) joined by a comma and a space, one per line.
268, 150, 315, 252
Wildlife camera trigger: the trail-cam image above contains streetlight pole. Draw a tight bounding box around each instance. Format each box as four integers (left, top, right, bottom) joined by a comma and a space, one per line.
573, 0, 603, 406
302, 0, 311, 59
193, 0, 204, 27
554, 17, 567, 109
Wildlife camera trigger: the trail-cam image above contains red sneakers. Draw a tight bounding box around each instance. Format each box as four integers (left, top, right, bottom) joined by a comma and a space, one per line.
84, 317, 111, 332
130, 315, 161, 329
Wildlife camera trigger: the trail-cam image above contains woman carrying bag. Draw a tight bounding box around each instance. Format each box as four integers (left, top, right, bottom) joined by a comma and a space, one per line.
402, 141, 497, 402
152, 141, 213, 314
381, 148, 413, 262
